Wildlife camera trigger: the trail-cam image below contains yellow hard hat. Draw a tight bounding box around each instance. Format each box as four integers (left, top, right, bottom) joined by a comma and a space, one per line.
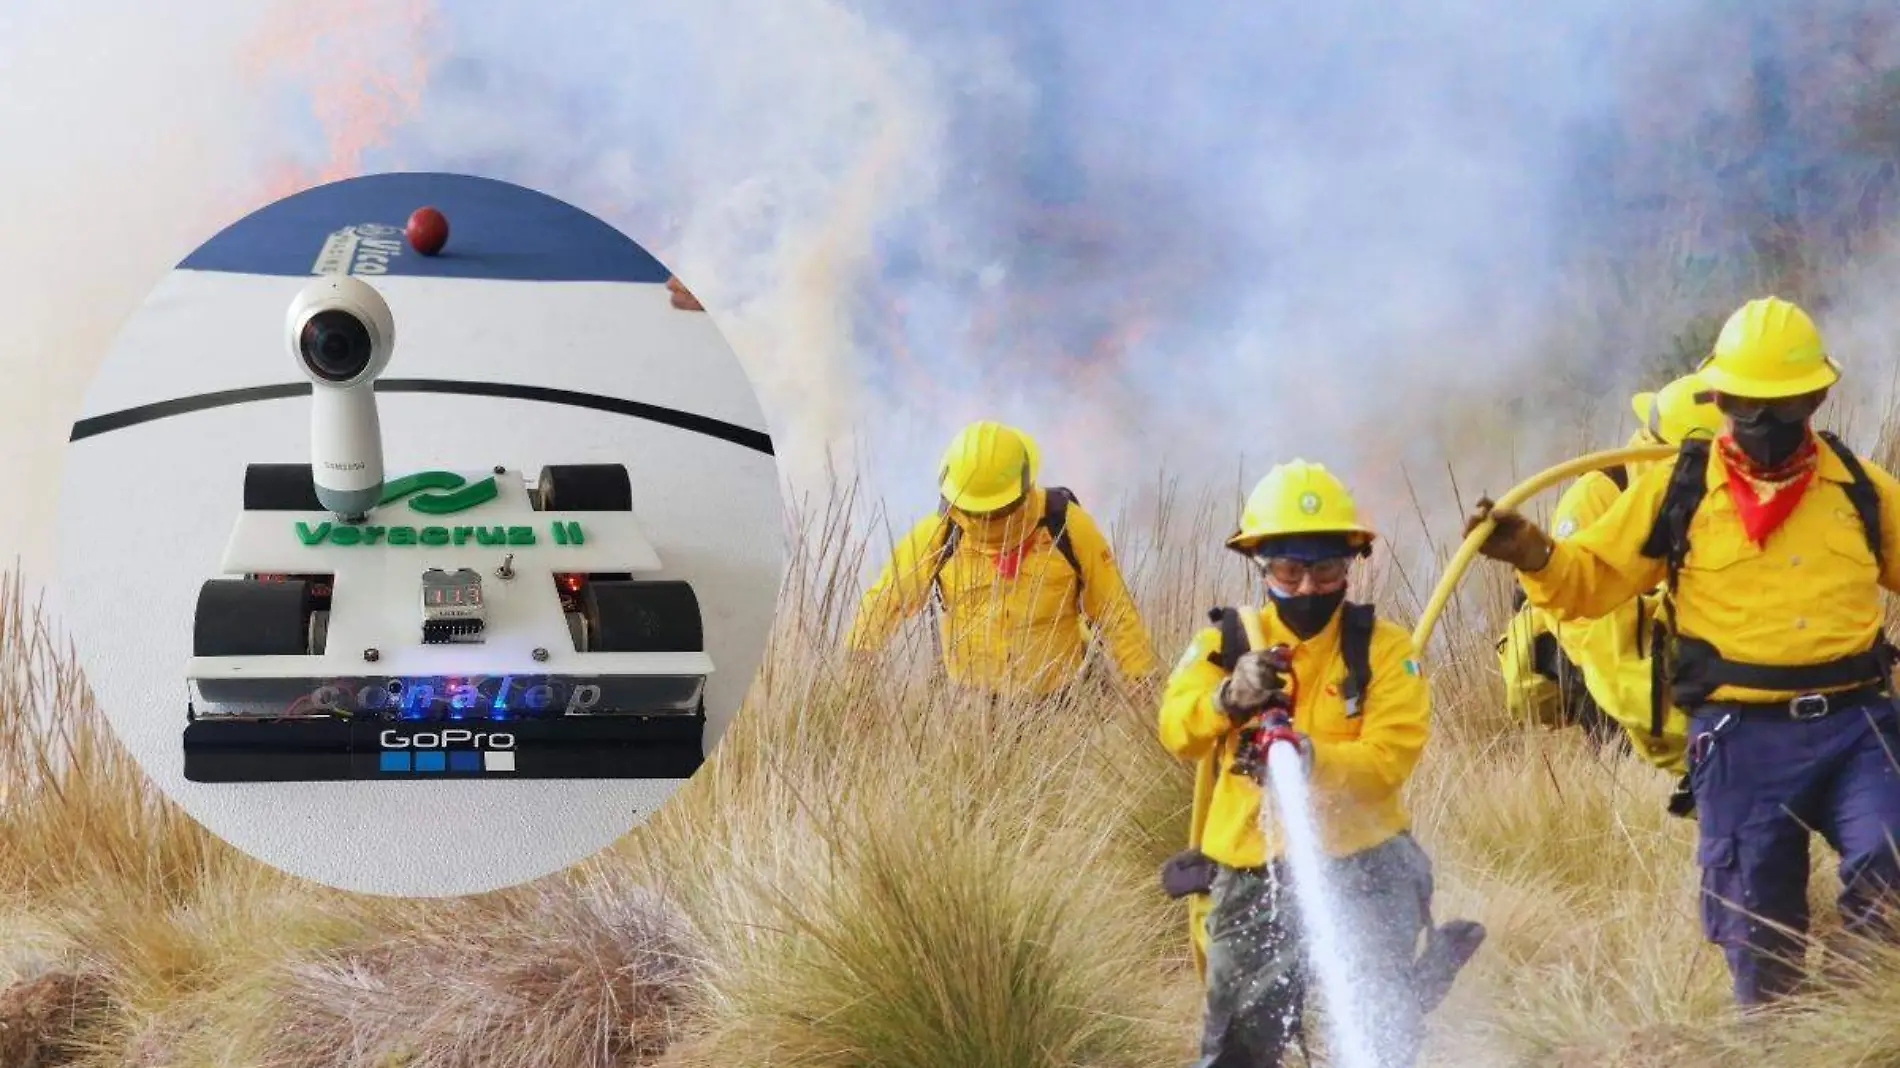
1696, 296, 1841, 399
938, 420, 1040, 514
1226, 459, 1377, 554
1629, 372, 1722, 445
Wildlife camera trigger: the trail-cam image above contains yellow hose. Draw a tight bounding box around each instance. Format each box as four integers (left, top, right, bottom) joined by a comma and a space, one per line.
1237, 605, 1269, 650
1409, 444, 1678, 654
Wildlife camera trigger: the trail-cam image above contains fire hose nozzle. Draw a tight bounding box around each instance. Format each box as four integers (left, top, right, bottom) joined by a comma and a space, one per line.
1230, 697, 1298, 780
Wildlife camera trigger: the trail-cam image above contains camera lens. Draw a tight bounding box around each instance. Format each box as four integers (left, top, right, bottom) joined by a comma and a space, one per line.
299, 310, 375, 382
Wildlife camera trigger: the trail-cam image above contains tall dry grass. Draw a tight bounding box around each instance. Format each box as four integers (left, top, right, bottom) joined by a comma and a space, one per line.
5, 452, 1900, 1066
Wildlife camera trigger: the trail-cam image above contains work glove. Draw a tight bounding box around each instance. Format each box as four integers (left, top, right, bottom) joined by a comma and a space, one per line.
1463, 497, 1556, 572
1215, 647, 1292, 722
1666, 771, 1696, 819
1159, 848, 1217, 900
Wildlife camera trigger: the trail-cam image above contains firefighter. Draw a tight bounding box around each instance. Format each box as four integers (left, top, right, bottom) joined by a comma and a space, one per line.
1497, 371, 1724, 773
1465, 296, 1900, 1007
1161, 459, 1477, 1067
844, 420, 1159, 697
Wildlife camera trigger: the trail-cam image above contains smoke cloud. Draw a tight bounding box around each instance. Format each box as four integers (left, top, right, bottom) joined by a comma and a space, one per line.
0, 1, 440, 589
8, 0, 1900, 587
359, 2, 1900, 539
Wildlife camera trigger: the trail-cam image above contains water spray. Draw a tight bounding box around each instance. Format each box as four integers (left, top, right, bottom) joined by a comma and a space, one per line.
1236, 605, 1383, 1068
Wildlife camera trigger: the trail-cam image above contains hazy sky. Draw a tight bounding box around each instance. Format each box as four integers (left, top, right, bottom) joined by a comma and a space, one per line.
7, 0, 1900, 595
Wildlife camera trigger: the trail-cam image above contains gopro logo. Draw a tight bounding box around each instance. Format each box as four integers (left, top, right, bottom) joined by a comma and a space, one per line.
380, 729, 517, 750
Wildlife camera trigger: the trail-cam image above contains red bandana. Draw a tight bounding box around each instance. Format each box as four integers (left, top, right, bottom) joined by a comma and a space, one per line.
1716, 432, 1820, 546
996, 546, 1026, 579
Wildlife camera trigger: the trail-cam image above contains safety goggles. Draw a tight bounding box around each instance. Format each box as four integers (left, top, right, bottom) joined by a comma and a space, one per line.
1254, 555, 1351, 587
1712, 391, 1820, 424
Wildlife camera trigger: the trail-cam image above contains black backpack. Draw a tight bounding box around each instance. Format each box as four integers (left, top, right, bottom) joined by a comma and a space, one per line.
1637, 430, 1892, 733
925, 486, 1086, 608
1506, 460, 1627, 742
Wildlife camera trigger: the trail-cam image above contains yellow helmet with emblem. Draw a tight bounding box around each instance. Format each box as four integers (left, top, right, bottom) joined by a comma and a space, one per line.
1226, 459, 1377, 555
1629, 371, 1722, 446
1696, 296, 1841, 399
938, 420, 1041, 514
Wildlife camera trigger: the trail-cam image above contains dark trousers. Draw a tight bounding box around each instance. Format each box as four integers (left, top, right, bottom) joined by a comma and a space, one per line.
1194, 833, 1433, 1068
1687, 696, 1900, 1005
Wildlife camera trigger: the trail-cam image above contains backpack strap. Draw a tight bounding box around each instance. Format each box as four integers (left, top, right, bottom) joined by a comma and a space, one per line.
933, 488, 1085, 608
1206, 603, 1374, 697
1817, 431, 1900, 678
1603, 464, 1629, 492
1637, 438, 1711, 738
1638, 438, 1711, 573
1338, 602, 1376, 717
1818, 431, 1884, 570
925, 508, 963, 610
1207, 606, 1250, 671
1039, 486, 1086, 581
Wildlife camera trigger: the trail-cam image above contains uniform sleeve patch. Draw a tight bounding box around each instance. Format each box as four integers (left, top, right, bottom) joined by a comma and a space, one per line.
1403, 658, 1422, 677
1554, 518, 1578, 539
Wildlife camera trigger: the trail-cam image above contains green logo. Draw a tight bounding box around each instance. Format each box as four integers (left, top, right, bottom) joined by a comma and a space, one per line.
293, 471, 587, 548
295, 521, 585, 548
379, 471, 500, 516
1299, 492, 1322, 515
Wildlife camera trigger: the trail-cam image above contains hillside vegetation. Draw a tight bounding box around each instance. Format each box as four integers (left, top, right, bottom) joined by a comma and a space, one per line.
4, 459, 1900, 1066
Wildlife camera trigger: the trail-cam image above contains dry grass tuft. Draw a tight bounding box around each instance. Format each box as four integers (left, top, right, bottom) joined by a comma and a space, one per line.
13, 432, 1900, 1064
0, 969, 110, 1068
257, 881, 699, 1068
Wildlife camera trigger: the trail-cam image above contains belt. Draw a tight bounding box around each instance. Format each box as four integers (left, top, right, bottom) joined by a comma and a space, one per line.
1698, 683, 1892, 722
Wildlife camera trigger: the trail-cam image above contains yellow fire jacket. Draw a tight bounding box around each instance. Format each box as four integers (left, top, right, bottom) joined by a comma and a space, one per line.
1160, 600, 1430, 871
844, 487, 1159, 694
1521, 440, 1900, 705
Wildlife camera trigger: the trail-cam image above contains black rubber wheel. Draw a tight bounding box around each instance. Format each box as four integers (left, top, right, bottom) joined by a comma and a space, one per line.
584, 580, 703, 652
194, 579, 314, 656
537, 464, 633, 511
244, 464, 323, 510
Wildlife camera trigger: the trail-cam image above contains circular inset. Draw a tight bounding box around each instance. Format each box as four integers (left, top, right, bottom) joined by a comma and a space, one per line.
55, 172, 785, 896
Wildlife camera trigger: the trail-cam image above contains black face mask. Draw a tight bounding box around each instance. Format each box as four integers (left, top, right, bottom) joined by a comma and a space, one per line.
1728, 409, 1811, 467
1270, 586, 1347, 640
